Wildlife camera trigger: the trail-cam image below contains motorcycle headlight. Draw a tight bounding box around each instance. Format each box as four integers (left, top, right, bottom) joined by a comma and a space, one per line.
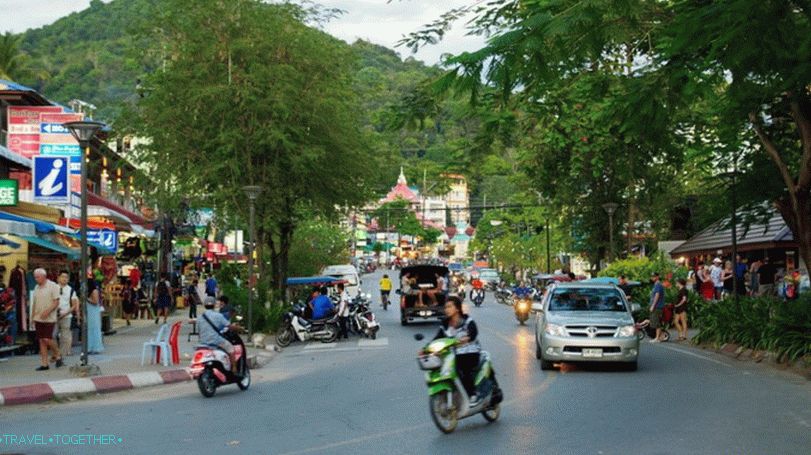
617, 325, 636, 337
517, 300, 529, 311
544, 323, 566, 337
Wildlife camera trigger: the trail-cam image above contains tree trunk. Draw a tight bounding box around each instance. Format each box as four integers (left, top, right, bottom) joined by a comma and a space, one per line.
774, 194, 811, 273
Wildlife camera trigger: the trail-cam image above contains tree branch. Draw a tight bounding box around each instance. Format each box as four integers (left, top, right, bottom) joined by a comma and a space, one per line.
750, 112, 798, 209
789, 97, 811, 191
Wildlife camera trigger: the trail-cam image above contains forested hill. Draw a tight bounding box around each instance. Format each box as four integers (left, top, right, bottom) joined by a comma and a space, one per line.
14, 0, 476, 192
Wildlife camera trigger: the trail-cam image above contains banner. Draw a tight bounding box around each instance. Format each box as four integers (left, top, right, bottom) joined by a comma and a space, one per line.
0, 179, 19, 206
6, 106, 62, 159
38, 112, 84, 176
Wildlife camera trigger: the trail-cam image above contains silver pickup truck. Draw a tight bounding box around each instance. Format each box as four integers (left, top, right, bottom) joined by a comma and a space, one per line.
534, 282, 641, 371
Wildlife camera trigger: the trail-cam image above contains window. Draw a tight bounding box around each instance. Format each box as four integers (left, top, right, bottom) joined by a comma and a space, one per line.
548, 288, 627, 312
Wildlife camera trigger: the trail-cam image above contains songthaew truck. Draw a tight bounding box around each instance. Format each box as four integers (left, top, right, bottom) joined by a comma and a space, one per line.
399, 264, 454, 326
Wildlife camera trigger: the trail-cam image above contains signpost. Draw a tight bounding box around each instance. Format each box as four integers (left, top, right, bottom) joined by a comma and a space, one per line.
6, 106, 62, 159
32, 156, 70, 204
88, 228, 118, 251
0, 179, 19, 206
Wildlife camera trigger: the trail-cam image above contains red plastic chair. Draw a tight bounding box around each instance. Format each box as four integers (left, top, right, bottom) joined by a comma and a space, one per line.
157, 322, 182, 365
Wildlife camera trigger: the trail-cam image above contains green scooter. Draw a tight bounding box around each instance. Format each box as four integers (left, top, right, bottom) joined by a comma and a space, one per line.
414, 334, 503, 433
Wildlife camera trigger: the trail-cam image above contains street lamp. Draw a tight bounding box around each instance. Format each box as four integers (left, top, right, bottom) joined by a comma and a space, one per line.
242, 185, 262, 339
64, 120, 104, 368
602, 202, 620, 263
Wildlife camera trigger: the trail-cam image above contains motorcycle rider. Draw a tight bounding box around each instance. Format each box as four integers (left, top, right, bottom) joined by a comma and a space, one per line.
513, 281, 532, 299
470, 274, 484, 300
432, 296, 483, 406
197, 296, 240, 374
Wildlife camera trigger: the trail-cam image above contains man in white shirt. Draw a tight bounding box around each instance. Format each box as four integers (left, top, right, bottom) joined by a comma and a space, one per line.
710, 258, 724, 300
336, 283, 351, 340
56, 270, 80, 357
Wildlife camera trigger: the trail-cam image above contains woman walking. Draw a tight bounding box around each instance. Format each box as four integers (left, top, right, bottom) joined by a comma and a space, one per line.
673, 279, 689, 341
154, 273, 172, 324
86, 279, 104, 354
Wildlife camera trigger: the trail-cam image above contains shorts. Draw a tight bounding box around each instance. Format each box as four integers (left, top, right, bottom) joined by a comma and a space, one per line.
35, 322, 56, 340
649, 309, 662, 329
156, 295, 171, 310
217, 340, 235, 355
380, 290, 390, 296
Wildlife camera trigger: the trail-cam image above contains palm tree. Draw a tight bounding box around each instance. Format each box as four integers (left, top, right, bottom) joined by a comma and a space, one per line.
0, 32, 29, 81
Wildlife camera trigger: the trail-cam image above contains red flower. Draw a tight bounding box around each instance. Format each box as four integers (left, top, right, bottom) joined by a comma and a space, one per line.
580, 136, 588, 143
663, 280, 672, 288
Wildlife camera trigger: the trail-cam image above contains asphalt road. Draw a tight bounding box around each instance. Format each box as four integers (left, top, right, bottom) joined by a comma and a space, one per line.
3, 269, 811, 455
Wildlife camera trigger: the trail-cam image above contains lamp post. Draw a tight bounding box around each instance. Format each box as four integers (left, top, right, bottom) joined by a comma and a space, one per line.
602, 202, 620, 263
64, 120, 104, 368
242, 185, 262, 338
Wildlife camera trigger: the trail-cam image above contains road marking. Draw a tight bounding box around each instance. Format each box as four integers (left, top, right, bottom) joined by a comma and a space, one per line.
658, 344, 732, 368
303, 342, 337, 350
276, 423, 431, 455
357, 337, 388, 347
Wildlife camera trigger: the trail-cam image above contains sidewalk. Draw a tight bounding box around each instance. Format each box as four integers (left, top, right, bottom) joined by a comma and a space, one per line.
0, 312, 272, 406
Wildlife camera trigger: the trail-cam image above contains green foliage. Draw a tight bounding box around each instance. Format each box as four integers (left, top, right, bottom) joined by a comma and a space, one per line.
691, 294, 811, 363
599, 254, 687, 283
287, 220, 350, 277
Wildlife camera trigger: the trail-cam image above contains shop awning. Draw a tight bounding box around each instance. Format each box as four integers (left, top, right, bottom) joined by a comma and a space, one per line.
0, 219, 36, 237
3, 201, 62, 224
21, 235, 79, 259
0, 211, 58, 233
79, 191, 152, 227
60, 218, 117, 231
0, 235, 21, 248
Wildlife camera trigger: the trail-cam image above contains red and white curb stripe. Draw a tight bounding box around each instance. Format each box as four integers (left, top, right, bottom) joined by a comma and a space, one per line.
0, 369, 192, 407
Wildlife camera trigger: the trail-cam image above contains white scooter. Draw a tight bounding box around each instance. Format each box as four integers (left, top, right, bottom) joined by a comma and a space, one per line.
275, 303, 338, 347
350, 293, 380, 339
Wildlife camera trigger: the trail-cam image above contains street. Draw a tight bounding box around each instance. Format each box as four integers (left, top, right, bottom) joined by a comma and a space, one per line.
2, 270, 810, 455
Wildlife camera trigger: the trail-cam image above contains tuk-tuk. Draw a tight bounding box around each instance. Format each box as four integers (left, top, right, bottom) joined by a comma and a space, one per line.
399, 264, 450, 326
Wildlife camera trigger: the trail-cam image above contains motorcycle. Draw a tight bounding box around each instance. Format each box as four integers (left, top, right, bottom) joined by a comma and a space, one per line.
275, 303, 339, 347
414, 333, 503, 434
189, 317, 250, 398
495, 286, 513, 305
350, 294, 380, 339
470, 288, 485, 307
514, 297, 531, 325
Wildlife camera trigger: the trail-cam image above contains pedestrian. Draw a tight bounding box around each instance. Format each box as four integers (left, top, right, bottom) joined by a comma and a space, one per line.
722, 260, 734, 299
785, 269, 801, 300
121, 281, 140, 326
217, 295, 233, 321
757, 257, 776, 297
735, 255, 748, 296
32, 268, 63, 370
154, 273, 172, 324
187, 279, 202, 319
749, 258, 762, 296
85, 279, 104, 354
710, 258, 724, 300
692, 261, 704, 294
648, 272, 666, 342
673, 278, 689, 341
336, 283, 350, 340
205, 274, 218, 298
56, 270, 79, 357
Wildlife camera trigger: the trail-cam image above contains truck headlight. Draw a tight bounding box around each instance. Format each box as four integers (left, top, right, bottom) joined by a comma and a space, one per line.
544, 323, 566, 337
617, 325, 636, 337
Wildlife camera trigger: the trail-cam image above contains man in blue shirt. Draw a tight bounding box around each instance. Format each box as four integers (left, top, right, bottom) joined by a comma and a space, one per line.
311, 287, 335, 320
198, 297, 239, 373
648, 273, 666, 342
513, 281, 532, 299
205, 274, 218, 297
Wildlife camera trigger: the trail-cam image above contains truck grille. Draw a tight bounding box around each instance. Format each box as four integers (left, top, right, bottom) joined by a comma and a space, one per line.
565, 325, 618, 338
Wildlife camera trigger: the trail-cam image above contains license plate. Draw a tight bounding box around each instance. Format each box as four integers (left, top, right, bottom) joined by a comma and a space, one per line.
582, 348, 603, 358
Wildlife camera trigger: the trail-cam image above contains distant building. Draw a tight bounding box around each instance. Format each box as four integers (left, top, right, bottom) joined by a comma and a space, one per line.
443, 173, 469, 225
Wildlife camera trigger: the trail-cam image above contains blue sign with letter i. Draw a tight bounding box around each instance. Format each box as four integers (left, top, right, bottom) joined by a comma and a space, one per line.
33, 156, 70, 204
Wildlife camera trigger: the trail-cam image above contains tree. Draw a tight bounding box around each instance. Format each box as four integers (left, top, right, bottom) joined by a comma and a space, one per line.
0, 32, 31, 81
405, 0, 811, 269
127, 0, 374, 294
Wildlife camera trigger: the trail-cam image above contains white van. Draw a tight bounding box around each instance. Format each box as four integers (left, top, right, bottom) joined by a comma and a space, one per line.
320, 264, 361, 298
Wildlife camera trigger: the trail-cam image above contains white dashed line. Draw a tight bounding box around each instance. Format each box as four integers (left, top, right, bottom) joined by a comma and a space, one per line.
658, 344, 733, 367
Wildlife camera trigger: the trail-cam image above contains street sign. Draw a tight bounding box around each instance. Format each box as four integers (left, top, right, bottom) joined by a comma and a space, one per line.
39, 113, 84, 176
33, 156, 70, 204
0, 179, 19, 206
6, 106, 62, 159
88, 229, 118, 251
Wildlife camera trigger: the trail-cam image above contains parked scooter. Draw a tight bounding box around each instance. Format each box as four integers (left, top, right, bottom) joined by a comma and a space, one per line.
275, 303, 339, 347
189, 317, 250, 398
414, 333, 503, 434
350, 294, 380, 339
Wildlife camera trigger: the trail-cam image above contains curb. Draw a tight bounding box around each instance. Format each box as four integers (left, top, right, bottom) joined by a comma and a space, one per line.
0, 369, 192, 407
692, 341, 811, 380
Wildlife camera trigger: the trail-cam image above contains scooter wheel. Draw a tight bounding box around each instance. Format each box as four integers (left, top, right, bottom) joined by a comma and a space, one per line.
237, 367, 251, 391
324, 325, 338, 343
275, 327, 293, 347
429, 392, 458, 434
198, 370, 217, 398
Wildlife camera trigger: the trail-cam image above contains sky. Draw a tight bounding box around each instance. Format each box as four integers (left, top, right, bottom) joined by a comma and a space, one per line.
0, 0, 486, 65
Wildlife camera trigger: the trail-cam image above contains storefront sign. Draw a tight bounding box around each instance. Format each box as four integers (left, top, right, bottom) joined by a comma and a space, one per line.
33, 156, 70, 204
88, 228, 118, 251
0, 179, 18, 206
39, 113, 84, 175
6, 106, 62, 159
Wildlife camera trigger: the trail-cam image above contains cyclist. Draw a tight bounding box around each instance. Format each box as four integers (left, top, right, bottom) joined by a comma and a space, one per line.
379, 274, 393, 309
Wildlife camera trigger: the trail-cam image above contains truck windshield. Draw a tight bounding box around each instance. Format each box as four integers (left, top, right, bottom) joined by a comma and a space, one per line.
548, 288, 627, 312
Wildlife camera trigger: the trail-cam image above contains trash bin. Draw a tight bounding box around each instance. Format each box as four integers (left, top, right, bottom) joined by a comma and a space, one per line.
102, 314, 112, 333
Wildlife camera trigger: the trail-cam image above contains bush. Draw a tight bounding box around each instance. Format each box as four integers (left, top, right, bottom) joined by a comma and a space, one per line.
691, 293, 811, 362
599, 253, 687, 284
